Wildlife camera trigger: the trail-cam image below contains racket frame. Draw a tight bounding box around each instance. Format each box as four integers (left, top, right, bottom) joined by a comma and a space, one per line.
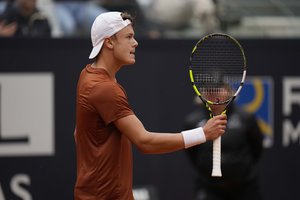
188, 33, 247, 177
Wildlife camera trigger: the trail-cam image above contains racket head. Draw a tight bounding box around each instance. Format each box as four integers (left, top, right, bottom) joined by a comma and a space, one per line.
189, 33, 246, 106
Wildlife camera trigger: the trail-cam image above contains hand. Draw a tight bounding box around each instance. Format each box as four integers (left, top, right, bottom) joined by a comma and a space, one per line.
0, 21, 17, 37
203, 114, 227, 141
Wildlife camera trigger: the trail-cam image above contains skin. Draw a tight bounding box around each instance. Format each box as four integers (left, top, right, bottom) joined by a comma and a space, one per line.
0, 21, 17, 37
91, 24, 227, 154
15, 0, 37, 16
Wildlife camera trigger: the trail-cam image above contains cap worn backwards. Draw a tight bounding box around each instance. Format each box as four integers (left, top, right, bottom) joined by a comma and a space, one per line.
89, 12, 132, 59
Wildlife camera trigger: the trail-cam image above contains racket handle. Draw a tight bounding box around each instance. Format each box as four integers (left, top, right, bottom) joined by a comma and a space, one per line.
212, 136, 222, 177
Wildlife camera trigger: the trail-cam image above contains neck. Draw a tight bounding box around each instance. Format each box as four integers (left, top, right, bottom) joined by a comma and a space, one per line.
91, 60, 119, 81
92, 47, 125, 79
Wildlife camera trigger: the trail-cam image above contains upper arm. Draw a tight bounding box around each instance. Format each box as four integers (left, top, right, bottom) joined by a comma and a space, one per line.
114, 114, 149, 146
89, 83, 133, 125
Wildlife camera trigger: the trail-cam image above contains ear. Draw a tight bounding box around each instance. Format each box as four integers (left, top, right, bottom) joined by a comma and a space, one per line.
104, 38, 114, 49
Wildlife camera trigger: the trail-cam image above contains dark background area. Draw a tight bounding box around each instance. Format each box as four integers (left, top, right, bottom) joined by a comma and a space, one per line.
0, 38, 299, 200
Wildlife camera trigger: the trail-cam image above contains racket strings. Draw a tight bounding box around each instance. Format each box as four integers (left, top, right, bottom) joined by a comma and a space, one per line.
190, 35, 245, 103
200, 85, 234, 103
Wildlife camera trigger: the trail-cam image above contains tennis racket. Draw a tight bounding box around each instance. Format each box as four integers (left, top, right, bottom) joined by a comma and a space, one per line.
188, 33, 246, 177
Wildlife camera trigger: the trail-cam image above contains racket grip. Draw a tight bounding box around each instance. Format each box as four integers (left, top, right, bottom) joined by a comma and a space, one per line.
212, 136, 222, 177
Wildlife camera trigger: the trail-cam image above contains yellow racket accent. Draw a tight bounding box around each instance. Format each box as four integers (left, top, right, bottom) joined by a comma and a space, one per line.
189, 69, 195, 83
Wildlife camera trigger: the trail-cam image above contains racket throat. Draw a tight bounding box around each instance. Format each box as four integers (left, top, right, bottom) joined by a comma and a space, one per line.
209, 105, 227, 116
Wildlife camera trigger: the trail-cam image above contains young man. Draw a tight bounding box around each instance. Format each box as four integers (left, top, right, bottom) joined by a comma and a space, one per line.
74, 11, 227, 200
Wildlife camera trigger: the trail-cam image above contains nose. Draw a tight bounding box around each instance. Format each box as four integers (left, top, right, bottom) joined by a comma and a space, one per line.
133, 38, 138, 47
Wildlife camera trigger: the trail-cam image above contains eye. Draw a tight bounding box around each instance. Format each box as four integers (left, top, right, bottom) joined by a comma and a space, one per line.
127, 33, 134, 39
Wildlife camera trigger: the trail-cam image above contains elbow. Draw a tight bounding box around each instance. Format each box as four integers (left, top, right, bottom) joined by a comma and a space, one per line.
135, 140, 153, 154
133, 133, 154, 154
136, 146, 152, 154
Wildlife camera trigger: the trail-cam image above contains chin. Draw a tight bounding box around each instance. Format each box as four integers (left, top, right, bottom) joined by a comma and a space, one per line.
128, 59, 136, 65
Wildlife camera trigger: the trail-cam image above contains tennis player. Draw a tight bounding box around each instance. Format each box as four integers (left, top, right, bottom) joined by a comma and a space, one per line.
74, 11, 227, 200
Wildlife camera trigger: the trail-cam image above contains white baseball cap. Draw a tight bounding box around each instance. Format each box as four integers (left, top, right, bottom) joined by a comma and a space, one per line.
89, 12, 132, 59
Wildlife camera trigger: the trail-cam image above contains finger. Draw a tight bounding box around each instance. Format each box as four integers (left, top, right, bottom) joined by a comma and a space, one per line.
220, 125, 226, 130
214, 114, 227, 120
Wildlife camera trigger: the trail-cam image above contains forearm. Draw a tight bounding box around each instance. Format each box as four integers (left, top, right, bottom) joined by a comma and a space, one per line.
137, 131, 185, 154
115, 115, 206, 154
140, 128, 206, 154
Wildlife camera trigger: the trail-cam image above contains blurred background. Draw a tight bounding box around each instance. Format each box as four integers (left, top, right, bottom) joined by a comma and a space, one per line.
0, 0, 299, 200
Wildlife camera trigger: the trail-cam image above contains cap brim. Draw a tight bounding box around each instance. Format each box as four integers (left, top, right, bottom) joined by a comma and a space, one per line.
89, 40, 104, 59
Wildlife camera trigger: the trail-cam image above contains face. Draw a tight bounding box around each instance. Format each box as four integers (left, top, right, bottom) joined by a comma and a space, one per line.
16, 0, 36, 13
110, 25, 138, 66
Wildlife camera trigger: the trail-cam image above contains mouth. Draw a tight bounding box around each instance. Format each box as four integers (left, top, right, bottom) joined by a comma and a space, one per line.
130, 51, 135, 58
